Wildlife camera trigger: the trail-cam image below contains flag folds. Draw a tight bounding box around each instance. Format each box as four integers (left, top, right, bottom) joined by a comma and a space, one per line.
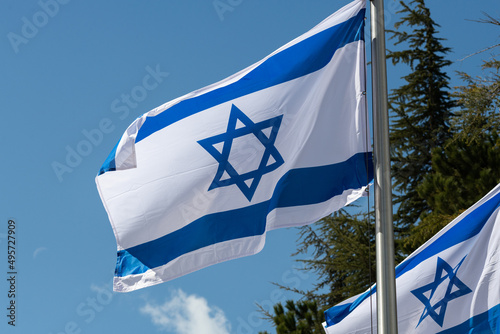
96, 0, 371, 292
324, 183, 500, 333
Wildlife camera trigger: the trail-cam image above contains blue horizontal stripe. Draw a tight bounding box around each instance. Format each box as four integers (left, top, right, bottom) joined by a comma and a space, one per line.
135, 10, 365, 143
394, 191, 500, 277
324, 190, 500, 327
115, 152, 373, 277
99, 9, 365, 176
437, 303, 500, 334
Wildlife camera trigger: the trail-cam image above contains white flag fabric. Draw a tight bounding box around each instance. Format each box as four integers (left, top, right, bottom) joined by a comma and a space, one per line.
96, 0, 371, 292
324, 184, 500, 333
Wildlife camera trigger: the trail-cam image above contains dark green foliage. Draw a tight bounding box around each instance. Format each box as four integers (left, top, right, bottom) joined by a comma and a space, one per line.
404, 16, 500, 250
403, 132, 500, 251
404, 55, 500, 250
260, 300, 326, 334
292, 212, 377, 307
452, 59, 500, 145
420, 134, 500, 216
398, 10, 500, 251
387, 0, 455, 231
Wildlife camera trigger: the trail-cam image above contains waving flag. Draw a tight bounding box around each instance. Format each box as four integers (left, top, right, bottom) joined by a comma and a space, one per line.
96, 0, 371, 292
324, 183, 500, 333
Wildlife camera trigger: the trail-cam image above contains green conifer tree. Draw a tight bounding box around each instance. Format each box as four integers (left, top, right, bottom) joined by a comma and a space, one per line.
405, 14, 500, 250
289, 212, 377, 307
387, 0, 455, 238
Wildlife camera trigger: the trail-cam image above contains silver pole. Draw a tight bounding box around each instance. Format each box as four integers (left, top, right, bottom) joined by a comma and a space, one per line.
370, 0, 398, 333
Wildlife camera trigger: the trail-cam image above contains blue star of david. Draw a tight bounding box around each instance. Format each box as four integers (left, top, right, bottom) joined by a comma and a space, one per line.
411, 256, 472, 328
198, 104, 284, 201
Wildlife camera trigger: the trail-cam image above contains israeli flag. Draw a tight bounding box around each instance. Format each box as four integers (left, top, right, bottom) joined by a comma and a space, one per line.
96, 0, 371, 292
324, 183, 500, 333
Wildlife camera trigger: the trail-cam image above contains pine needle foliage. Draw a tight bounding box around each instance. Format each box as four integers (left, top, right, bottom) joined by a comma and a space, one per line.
387, 0, 455, 231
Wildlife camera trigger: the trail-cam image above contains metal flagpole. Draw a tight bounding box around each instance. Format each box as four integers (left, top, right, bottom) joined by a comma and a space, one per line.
370, 0, 398, 333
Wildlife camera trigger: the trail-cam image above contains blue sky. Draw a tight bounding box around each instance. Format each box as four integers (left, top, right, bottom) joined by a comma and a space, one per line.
1, 1, 499, 333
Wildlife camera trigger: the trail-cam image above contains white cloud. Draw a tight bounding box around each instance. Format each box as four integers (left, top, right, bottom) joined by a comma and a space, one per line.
140, 289, 231, 334
33, 246, 48, 259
